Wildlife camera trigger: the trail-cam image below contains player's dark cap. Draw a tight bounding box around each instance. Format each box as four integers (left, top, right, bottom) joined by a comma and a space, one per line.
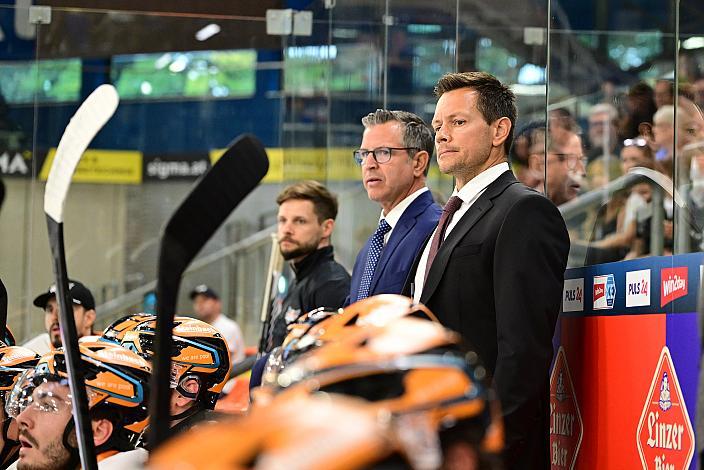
189, 284, 219, 301
33, 280, 96, 311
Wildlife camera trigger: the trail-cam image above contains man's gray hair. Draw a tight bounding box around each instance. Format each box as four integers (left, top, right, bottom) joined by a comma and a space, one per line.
589, 103, 618, 121
361, 109, 434, 175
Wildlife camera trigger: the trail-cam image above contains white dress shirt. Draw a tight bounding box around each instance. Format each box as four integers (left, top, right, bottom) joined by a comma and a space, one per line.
379, 187, 429, 244
413, 163, 509, 302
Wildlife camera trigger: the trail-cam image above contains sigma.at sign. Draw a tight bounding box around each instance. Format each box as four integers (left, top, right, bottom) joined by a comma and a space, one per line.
143, 153, 210, 181
0, 151, 30, 177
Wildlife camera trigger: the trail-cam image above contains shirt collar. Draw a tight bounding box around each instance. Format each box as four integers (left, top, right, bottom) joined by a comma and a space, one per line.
453, 162, 509, 203
378, 187, 429, 229
291, 245, 334, 279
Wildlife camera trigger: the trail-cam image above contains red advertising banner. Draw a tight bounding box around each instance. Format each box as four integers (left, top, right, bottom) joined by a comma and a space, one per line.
550, 347, 583, 469
636, 347, 695, 469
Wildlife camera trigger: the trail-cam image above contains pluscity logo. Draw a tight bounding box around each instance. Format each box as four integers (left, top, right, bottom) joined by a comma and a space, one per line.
661, 267, 688, 308
593, 274, 616, 310
626, 269, 651, 308
563, 278, 584, 313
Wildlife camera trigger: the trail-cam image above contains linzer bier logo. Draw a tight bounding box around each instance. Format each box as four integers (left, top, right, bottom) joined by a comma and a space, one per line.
660, 267, 688, 307
549, 347, 582, 469
636, 346, 694, 469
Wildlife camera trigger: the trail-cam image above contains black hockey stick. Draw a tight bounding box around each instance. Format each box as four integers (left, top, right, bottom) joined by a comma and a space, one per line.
0, 277, 7, 344
0, 178, 5, 214
44, 84, 119, 470
150, 134, 269, 449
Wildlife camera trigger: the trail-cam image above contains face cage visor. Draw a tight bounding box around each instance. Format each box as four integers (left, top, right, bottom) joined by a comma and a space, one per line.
5, 370, 100, 420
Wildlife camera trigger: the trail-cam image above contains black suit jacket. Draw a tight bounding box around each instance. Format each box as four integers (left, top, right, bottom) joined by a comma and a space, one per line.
403, 170, 569, 469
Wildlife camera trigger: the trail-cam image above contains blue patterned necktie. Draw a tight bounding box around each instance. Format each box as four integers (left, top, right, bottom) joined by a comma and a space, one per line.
356, 219, 392, 301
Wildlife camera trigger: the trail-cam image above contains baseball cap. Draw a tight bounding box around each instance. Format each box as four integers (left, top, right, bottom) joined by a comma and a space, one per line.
33, 280, 96, 311
189, 284, 219, 300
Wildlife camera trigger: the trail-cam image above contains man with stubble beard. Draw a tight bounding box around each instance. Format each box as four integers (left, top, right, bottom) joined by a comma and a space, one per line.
23, 281, 96, 355
262, 180, 351, 353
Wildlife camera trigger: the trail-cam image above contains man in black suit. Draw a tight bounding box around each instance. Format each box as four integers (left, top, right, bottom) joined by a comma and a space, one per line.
403, 72, 569, 468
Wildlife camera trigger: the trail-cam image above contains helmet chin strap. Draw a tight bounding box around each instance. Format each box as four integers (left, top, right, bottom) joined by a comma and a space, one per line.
170, 401, 204, 422
61, 418, 81, 470
0, 417, 19, 467
174, 374, 201, 400
171, 375, 204, 422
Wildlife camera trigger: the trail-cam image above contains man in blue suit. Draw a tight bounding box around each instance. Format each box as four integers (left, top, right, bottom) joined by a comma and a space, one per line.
347, 109, 441, 303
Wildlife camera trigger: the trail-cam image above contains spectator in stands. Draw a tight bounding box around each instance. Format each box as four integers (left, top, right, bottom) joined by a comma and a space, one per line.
693, 77, 704, 111
654, 79, 675, 109
527, 127, 586, 206
587, 103, 622, 162
548, 108, 578, 148
190, 284, 245, 364
509, 121, 544, 190
651, 105, 678, 165
586, 137, 655, 263
650, 99, 703, 177
619, 81, 657, 140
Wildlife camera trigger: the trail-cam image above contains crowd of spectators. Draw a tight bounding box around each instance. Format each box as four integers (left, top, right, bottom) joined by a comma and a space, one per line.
509, 76, 704, 264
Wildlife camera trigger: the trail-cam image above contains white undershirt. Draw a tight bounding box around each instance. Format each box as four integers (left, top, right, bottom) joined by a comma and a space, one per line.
378, 187, 429, 244
413, 163, 509, 302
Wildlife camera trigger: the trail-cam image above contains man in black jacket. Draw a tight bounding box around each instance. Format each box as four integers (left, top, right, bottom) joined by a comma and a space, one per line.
263, 180, 351, 352
404, 72, 569, 468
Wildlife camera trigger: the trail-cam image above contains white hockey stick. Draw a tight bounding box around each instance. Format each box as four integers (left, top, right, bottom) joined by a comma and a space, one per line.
44, 84, 119, 470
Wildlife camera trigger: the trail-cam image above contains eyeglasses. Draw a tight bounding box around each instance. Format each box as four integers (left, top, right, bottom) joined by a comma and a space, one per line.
623, 137, 648, 147
352, 147, 418, 165
550, 153, 587, 170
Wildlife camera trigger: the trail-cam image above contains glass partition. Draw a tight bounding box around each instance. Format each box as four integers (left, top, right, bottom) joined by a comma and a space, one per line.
0, 0, 700, 347
675, 1, 704, 257
545, 1, 679, 269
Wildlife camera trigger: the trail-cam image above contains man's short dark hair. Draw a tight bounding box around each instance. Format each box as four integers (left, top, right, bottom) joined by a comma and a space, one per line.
276, 180, 338, 222
361, 109, 434, 176
434, 72, 517, 154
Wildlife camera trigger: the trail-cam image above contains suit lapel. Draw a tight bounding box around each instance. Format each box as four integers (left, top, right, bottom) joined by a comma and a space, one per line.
369, 191, 432, 292
420, 171, 518, 303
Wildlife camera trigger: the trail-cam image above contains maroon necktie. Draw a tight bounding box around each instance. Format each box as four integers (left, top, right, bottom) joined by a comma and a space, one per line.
424, 195, 463, 282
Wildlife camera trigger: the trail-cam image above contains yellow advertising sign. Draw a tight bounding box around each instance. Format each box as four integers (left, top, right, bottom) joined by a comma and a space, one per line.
40, 149, 142, 184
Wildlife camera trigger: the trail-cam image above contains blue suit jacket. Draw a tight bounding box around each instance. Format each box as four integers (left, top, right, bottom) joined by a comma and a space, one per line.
347, 190, 441, 304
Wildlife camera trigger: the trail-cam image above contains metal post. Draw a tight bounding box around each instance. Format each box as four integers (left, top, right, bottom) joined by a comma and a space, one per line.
650, 184, 664, 256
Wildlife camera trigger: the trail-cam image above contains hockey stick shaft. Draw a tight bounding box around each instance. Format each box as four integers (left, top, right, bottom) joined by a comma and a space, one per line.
46, 218, 97, 470
0, 276, 6, 342
150, 134, 268, 449
258, 233, 283, 354
42, 84, 118, 470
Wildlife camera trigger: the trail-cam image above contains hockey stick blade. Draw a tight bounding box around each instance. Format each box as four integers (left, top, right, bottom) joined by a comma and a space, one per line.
150, 133, 269, 449
44, 84, 119, 470
45, 84, 119, 222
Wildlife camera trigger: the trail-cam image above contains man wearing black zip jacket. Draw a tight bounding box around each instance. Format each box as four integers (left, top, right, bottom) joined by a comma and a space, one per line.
262, 180, 351, 353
